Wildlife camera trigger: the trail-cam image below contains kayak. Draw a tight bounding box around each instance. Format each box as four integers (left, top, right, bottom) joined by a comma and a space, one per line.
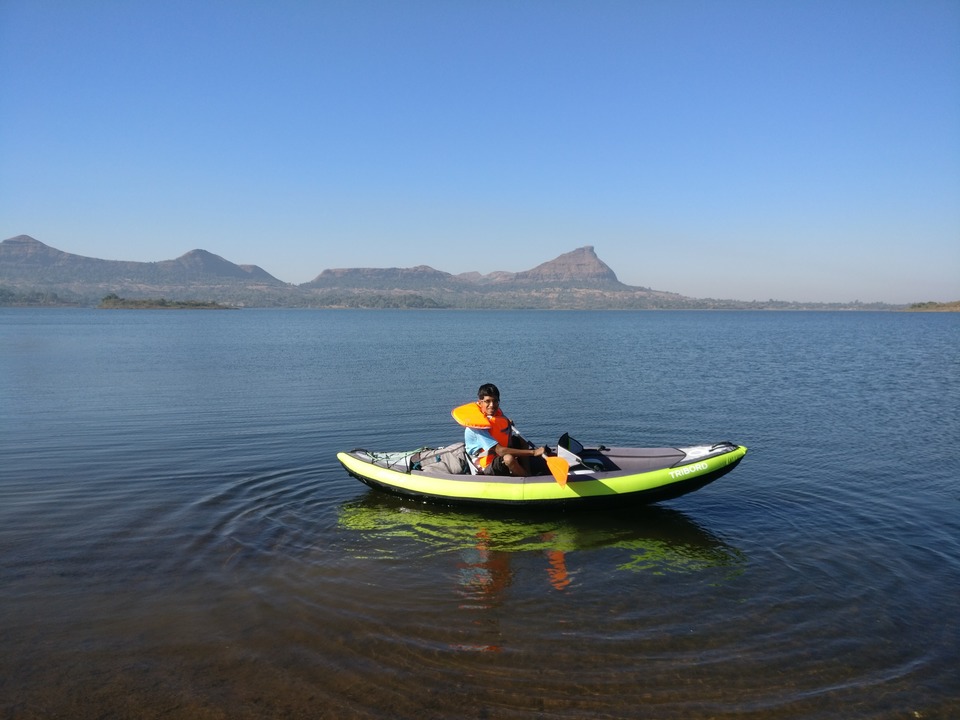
337, 435, 747, 507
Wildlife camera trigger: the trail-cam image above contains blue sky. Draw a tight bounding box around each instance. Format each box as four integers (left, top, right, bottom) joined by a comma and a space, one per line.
1, 0, 958, 303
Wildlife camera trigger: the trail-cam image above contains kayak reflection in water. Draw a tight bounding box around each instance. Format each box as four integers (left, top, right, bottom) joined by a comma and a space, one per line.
453, 383, 548, 476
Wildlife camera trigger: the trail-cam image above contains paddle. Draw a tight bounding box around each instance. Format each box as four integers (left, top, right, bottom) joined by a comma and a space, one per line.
543, 450, 570, 487
505, 424, 569, 486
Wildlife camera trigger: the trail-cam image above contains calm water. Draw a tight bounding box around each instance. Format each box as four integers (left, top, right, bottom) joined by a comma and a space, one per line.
1, 309, 958, 719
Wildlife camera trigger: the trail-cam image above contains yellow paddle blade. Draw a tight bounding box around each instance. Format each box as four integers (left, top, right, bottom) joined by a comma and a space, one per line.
546, 456, 569, 486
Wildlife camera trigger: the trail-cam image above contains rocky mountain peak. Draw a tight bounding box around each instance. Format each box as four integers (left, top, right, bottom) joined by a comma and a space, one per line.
514, 246, 621, 285
172, 249, 280, 281
3, 234, 43, 246
0, 235, 67, 266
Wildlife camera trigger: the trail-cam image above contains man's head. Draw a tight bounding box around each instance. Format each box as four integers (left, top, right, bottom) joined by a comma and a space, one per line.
477, 383, 500, 401
477, 383, 500, 415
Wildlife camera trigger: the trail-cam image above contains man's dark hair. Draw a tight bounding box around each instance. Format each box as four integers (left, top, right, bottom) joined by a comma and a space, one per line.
477, 383, 500, 400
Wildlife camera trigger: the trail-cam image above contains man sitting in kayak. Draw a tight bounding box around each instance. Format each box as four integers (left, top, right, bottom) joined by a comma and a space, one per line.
452, 383, 548, 476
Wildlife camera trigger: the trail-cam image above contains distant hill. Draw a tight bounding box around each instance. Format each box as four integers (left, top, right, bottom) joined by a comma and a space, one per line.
0, 235, 281, 282
0, 235, 290, 305
303, 264, 464, 291
511, 246, 624, 286
303, 246, 627, 290
298, 245, 696, 308
0, 235, 904, 310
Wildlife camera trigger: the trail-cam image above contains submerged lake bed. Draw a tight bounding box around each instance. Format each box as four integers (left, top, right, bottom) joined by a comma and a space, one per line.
2, 309, 958, 719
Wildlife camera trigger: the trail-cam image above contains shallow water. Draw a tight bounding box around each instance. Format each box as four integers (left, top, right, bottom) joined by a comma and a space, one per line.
1, 309, 958, 718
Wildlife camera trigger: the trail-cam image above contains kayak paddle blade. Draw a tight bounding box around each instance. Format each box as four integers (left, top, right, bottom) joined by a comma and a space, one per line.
546, 456, 569, 486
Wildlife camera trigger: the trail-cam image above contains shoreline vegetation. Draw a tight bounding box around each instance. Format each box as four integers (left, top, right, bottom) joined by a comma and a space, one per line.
0, 287, 956, 312
905, 301, 960, 312
97, 294, 231, 310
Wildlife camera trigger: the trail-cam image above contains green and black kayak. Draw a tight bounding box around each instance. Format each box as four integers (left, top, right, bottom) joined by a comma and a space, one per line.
337, 435, 747, 507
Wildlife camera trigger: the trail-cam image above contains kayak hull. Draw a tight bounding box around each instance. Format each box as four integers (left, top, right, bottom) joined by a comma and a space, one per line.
337, 441, 747, 507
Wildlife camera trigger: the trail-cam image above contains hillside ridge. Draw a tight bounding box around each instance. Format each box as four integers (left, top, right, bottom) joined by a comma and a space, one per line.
0, 235, 906, 310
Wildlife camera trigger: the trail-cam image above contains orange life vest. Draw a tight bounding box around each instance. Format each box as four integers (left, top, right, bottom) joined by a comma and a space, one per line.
452, 402, 512, 468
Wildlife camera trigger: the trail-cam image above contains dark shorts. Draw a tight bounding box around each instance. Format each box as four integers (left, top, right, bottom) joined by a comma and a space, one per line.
484, 436, 531, 476
485, 455, 510, 476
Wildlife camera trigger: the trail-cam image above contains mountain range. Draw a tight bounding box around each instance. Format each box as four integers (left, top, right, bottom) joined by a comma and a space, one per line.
0, 235, 895, 310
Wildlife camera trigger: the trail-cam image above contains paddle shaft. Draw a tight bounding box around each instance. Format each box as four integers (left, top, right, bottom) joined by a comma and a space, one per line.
509, 424, 569, 486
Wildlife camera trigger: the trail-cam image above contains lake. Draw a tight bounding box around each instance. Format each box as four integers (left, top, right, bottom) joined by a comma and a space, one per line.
1, 308, 958, 719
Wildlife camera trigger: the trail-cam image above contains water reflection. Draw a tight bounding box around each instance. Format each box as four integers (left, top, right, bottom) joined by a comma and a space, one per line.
338, 492, 745, 581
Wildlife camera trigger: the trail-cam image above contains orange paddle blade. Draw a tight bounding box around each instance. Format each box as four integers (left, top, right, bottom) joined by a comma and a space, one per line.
546, 456, 569, 486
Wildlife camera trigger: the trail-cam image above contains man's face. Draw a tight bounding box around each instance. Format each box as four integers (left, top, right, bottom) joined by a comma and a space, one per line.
478, 395, 499, 416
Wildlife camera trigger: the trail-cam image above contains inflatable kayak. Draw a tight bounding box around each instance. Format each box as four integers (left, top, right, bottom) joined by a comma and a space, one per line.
337, 435, 747, 507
